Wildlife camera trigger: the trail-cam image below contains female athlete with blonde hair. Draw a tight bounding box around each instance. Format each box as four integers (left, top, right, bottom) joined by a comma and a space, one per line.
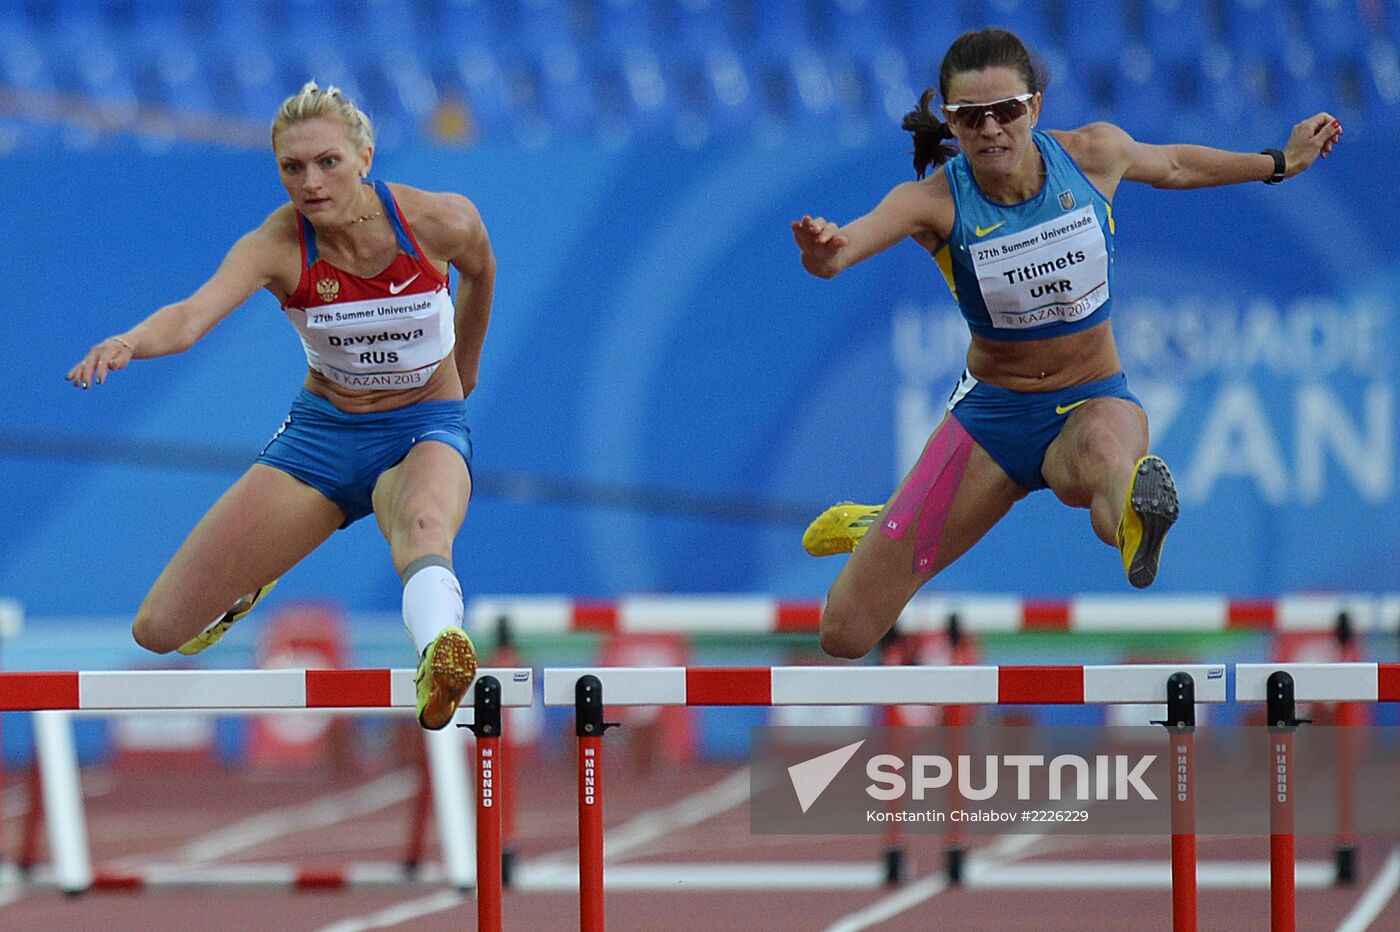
68, 81, 494, 729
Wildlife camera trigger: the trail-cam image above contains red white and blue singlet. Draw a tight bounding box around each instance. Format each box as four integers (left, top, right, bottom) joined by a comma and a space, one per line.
282, 181, 455, 390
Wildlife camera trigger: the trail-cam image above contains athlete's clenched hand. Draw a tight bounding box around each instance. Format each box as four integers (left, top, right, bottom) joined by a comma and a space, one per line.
792, 215, 849, 278
1282, 112, 1343, 178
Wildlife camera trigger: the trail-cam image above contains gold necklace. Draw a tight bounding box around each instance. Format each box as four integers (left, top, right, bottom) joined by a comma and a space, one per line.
349, 211, 380, 224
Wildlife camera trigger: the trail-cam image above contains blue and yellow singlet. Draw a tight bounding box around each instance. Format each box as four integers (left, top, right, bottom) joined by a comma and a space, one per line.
937, 130, 1115, 342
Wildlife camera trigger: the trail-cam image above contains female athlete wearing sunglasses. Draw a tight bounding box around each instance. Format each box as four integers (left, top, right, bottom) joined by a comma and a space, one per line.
792, 27, 1341, 660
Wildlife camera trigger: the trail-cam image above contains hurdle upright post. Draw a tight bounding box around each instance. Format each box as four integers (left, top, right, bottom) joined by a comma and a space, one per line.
1266, 671, 1306, 932
423, 705, 475, 891
462, 675, 503, 932
33, 710, 92, 894
1154, 672, 1197, 932
875, 624, 909, 887
1333, 610, 1359, 885
943, 611, 970, 887
492, 614, 521, 887
575, 674, 618, 932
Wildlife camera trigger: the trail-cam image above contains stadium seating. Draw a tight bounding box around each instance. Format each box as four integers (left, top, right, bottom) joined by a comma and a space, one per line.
0, 0, 1394, 151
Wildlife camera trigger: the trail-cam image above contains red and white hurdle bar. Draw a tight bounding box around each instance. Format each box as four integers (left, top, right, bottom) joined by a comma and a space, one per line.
542, 663, 1226, 706
1236, 663, 1400, 932
472, 593, 1400, 635
0, 666, 534, 711
7, 668, 532, 932
545, 664, 1227, 932
484, 593, 1380, 896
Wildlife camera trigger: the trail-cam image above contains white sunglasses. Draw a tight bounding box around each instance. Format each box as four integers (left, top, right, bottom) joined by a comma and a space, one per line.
941, 93, 1036, 129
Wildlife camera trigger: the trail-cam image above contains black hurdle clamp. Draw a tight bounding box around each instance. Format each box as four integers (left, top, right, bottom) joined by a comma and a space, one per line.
576, 674, 621, 737
458, 675, 502, 737
1265, 671, 1311, 730
1152, 671, 1197, 731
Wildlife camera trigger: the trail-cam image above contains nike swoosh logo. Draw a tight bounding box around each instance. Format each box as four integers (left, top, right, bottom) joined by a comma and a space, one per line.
1055, 399, 1091, 415
974, 221, 1005, 237
388, 273, 420, 295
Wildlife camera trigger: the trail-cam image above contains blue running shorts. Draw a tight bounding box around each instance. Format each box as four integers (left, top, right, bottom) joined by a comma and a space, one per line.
257, 389, 473, 525
946, 371, 1142, 491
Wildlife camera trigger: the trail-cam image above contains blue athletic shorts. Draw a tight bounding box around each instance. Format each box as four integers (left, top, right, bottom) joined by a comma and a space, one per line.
257, 389, 473, 526
946, 370, 1141, 491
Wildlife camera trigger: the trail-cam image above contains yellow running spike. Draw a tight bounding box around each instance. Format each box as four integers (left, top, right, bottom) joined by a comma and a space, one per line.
176, 579, 278, 656
415, 628, 478, 730
802, 502, 882, 557
1116, 456, 1179, 589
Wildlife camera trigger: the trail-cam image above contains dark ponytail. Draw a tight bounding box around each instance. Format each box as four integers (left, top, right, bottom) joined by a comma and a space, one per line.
903, 28, 1050, 179
902, 88, 957, 179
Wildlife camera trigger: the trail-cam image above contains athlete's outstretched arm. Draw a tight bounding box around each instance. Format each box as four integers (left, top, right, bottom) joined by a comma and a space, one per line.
793, 177, 950, 279
66, 220, 281, 389
1073, 114, 1342, 194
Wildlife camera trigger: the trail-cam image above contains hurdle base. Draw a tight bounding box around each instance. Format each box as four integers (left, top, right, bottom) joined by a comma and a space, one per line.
500, 858, 1341, 891
946, 845, 965, 886
964, 859, 1338, 890
1335, 845, 1357, 885
24, 861, 457, 890
502, 848, 517, 887
881, 845, 905, 886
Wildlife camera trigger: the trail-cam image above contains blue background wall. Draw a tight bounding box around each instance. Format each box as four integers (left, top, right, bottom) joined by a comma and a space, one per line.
3, 123, 1397, 618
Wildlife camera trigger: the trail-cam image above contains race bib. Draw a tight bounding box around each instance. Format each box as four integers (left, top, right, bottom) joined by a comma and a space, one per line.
293, 288, 455, 390
968, 206, 1109, 330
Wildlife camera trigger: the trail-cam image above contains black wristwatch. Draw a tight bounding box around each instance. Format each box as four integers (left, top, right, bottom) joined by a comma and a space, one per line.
1260, 148, 1286, 185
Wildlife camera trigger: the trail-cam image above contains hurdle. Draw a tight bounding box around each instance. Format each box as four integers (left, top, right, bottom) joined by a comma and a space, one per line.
477, 592, 1396, 884
544, 663, 1228, 932
470, 592, 1400, 636
1237, 662, 1400, 932
0, 668, 531, 932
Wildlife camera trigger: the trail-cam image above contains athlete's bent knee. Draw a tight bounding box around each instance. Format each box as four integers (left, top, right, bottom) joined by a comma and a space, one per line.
395, 503, 453, 552
819, 617, 874, 660
819, 631, 869, 660
1073, 421, 1139, 473
131, 611, 178, 654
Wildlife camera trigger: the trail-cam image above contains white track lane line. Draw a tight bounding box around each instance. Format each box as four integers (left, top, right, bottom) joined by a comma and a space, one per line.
528, 766, 752, 866
601, 766, 753, 862
113, 768, 418, 866
313, 890, 465, 932
319, 768, 755, 932
822, 871, 950, 932
0, 862, 26, 909
822, 833, 1045, 932
4, 769, 116, 819
1337, 846, 1400, 932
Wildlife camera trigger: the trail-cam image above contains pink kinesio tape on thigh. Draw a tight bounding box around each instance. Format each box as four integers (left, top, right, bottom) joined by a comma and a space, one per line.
880, 416, 974, 573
